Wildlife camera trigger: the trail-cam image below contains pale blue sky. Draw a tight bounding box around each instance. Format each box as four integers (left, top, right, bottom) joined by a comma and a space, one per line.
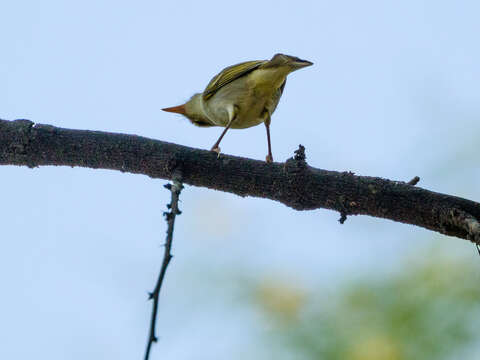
2, 1, 480, 359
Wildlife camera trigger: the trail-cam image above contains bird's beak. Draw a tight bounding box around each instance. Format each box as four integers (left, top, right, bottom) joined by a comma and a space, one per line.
292, 58, 313, 69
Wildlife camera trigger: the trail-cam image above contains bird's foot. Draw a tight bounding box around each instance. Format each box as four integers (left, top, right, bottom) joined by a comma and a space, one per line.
265, 154, 273, 163
211, 146, 221, 158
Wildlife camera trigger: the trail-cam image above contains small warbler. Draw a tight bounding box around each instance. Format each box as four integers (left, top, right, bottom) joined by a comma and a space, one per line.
162, 53, 313, 163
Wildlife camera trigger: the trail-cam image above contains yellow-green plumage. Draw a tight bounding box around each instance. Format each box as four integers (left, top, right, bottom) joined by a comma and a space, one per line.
162, 53, 313, 162
203, 60, 267, 101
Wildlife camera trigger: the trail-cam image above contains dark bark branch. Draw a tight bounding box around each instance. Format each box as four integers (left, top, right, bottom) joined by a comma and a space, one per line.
1, 118, 479, 244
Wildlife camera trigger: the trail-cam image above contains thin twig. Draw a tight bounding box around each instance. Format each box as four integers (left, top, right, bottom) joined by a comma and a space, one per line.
407, 176, 420, 186
144, 178, 184, 360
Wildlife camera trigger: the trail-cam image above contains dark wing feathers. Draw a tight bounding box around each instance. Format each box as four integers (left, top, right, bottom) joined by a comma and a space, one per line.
202, 60, 267, 100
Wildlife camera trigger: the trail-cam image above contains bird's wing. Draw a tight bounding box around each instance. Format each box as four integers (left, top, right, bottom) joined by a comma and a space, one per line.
203, 60, 267, 101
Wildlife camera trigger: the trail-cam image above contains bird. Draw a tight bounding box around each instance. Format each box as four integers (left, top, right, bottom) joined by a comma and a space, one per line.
162, 53, 313, 163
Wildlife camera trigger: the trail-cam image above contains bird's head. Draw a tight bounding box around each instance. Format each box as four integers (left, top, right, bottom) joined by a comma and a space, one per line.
267, 53, 313, 72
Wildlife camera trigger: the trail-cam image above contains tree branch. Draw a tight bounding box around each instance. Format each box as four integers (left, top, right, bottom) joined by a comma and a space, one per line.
1, 118, 479, 244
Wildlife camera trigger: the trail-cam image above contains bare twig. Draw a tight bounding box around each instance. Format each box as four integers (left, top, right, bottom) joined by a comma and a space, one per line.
144, 177, 183, 360
407, 176, 420, 186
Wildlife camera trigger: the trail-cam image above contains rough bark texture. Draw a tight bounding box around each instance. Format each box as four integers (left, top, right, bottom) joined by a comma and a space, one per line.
1, 118, 479, 243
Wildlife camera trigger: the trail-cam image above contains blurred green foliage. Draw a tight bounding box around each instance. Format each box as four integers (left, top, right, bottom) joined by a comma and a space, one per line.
251, 250, 480, 360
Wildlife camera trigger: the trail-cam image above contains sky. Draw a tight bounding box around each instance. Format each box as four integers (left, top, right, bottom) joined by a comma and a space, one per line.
2, 1, 480, 359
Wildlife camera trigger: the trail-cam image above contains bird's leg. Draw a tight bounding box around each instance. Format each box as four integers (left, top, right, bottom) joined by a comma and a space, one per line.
211, 106, 238, 156
210, 123, 232, 155
264, 113, 273, 163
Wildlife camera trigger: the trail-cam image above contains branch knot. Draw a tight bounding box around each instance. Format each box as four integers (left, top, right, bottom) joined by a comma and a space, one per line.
284, 144, 308, 175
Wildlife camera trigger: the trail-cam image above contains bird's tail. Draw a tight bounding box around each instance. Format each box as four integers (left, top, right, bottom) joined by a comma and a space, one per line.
162, 104, 186, 115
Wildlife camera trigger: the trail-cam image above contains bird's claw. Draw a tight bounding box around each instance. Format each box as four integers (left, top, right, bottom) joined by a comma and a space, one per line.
211, 146, 221, 158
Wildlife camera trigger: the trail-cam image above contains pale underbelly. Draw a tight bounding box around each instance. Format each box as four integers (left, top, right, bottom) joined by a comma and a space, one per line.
230, 112, 265, 129
204, 103, 267, 129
